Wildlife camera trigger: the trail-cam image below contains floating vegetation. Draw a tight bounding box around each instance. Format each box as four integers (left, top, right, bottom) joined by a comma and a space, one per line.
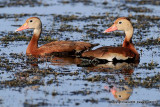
0, 0, 160, 106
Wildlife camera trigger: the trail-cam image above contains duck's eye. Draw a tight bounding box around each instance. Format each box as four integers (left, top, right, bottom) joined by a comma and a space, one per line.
30, 20, 33, 22
119, 95, 121, 97
119, 21, 122, 24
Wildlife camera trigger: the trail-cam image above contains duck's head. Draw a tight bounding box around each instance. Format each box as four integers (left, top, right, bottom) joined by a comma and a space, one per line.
16, 17, 42, 32
104, 17, 133, 33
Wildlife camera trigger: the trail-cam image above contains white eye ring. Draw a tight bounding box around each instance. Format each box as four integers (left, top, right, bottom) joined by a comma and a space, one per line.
119, 21, 122, 24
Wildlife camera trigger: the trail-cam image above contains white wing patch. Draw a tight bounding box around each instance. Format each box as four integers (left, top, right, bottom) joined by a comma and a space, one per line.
97, 53, 133, 61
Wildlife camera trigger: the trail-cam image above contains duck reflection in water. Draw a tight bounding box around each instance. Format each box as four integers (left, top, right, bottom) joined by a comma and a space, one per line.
79, 60, 138, 101
101, 62, 135, 101
104, 85, 133, 101
79, 59, 138, 74
26, 54, 82, 67
26, 56, 82, 67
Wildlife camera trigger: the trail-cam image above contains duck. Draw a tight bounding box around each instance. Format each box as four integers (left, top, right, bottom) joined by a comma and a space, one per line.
104, 85, 133, 101
15, 17, 98, 56
82, 17, 140, 63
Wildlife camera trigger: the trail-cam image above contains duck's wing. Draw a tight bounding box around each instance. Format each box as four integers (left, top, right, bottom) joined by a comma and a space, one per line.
82, 46, 136, 61
38, 41, 99, 55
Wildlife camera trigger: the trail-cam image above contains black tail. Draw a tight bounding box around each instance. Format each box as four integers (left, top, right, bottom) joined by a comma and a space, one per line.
91, 43, 99, 48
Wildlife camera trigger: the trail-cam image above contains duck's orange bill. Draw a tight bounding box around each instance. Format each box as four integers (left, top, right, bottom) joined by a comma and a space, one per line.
103, 24, 118, 33
15, 23, 29, 32
110, 88, 116, 95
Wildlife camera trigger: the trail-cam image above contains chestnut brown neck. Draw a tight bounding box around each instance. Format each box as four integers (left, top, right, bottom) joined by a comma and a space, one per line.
122, 30, 139, 59
26, 29, 41, 55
